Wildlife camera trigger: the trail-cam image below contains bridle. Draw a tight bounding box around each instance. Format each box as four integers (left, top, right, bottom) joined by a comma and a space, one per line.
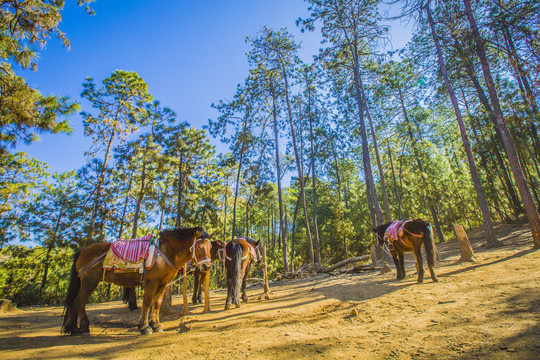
190, 237, 212, 267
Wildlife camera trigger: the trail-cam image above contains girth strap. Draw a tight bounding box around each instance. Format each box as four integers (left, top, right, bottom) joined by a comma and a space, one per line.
78, 251, 107, 275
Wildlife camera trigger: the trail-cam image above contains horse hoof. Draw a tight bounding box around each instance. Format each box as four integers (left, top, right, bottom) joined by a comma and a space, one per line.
225, 304, 231, 310
140, 326, 152, 335
432, 277, 439, 282
235, 303, 241, 308
242, 296, 248, 303
81, 332, 91, 337
152, 326, 164, 333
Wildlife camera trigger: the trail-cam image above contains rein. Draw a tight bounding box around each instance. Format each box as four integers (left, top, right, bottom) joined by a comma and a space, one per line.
159, 236, 212, 271
78, 251, 107, 275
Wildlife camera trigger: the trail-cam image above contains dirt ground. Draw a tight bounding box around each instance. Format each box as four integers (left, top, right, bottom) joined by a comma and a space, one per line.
1, 218, 539, 360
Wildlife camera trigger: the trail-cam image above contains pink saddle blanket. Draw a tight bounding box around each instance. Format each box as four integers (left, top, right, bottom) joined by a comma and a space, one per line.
110, 234, 153, 262
384, 221, 405, 242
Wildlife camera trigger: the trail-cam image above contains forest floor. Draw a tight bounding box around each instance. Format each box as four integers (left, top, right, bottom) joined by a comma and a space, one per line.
1, 218, 539, 360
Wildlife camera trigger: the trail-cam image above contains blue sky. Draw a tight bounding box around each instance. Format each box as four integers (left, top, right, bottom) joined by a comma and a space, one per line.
19, 0, 412, 174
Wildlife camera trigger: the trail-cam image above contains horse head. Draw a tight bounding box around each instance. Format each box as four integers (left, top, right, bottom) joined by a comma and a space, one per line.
192, 230, 213, 272
373, 224, 388, 246
210, 240, 226, 261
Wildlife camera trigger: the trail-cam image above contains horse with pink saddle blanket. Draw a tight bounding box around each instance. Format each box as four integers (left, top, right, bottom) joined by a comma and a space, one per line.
373, 219, 438, 283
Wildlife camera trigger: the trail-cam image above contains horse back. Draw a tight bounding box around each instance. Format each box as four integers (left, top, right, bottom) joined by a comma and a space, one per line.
76, 243, 111, 272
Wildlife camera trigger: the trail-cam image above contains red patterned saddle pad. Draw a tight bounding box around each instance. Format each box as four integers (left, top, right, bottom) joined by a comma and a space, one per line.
110, 234, 153, 262
385, 221, 405, 243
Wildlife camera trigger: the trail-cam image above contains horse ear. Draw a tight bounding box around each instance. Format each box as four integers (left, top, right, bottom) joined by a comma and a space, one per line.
208, 233, 214, 239
255, 240, 260, 247
372, 227, 377, 233
196, 230, 201, 238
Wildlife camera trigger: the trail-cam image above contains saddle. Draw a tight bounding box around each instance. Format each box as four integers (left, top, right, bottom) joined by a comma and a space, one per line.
103, 234, 157, 273
384, 220, 415, 250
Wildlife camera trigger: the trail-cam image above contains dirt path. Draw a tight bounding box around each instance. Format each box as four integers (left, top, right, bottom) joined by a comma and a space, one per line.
1, 219, 539, 359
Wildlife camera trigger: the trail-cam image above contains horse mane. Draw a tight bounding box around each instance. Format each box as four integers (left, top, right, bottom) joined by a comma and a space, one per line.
374, 222, 393, 234
159, 227, 207, 241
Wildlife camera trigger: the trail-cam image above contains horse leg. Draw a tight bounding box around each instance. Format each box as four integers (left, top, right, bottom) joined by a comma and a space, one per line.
197, 272, 204, 303
391, 251, 402, 280
192, 269, 200, 305
413, 244, 425, 283
398, 251, 405, 280
428, 262, 438, 282
75, 271, 101, 335
138, 280, 159, 335
241, 264, 251, 303
225, 273, 233, 310
149, 284, 168, 333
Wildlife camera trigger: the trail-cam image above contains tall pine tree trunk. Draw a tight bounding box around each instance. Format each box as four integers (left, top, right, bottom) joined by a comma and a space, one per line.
131, 159, 147, 238
426, 6, 499, 246
464, 0, 540, 248
175, 154, 184, 228
278, 57, 312, 266
88, 131, 115, 245
270, 82, 289, 271
361, 82, 391, 222
307, 94, 321, 264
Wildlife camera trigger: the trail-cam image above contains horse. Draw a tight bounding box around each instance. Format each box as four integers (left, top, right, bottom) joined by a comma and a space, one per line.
192, 240, 226, 305
223, 237, 261, 310
373, 219, 438, 283
121, 240, 226, 310
61, 227, 213, 336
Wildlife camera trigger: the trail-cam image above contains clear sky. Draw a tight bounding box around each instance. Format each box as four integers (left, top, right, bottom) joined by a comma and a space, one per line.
19, 0, 412, 174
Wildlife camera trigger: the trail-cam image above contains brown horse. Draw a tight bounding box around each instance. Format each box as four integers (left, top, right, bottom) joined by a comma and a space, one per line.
121, 240, 226, 310
192, 240, 226, 304
373, 219, 438, 283
62, 227, 213, 335
224, 237, 261, 310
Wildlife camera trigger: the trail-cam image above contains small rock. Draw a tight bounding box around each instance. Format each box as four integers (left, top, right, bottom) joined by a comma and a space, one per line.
351, 308, 359, 317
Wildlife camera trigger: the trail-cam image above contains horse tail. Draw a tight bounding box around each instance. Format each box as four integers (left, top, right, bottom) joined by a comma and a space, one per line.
422, 221, 437, 268
228, 243, 244, 303
62, 249, 82, 334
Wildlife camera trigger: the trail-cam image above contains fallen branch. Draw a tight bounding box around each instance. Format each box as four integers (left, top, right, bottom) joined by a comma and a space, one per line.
323, 255, 371, 273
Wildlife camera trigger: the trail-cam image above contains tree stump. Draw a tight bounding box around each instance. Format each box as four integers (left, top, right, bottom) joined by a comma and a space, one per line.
0, 299, 17, 313
370, 245, 379, 267
453, 224, 476, 262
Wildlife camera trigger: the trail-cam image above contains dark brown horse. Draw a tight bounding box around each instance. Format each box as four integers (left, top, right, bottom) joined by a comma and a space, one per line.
373, 219, 438, 283
224, 237, 261, 310
192, 240, 226, 304
62, 227, 213, 335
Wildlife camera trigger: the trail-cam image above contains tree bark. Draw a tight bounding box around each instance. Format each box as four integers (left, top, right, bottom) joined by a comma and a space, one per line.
131, 159, 147, 238
175, 154, 184, 228
361, 82, 391, 222
464, 0, 540, 248
87, 130, 116, 245
307, 91, 321, 264
426, 5, 499, 246
270, 81, 289, 271
278, 54, 312, 266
